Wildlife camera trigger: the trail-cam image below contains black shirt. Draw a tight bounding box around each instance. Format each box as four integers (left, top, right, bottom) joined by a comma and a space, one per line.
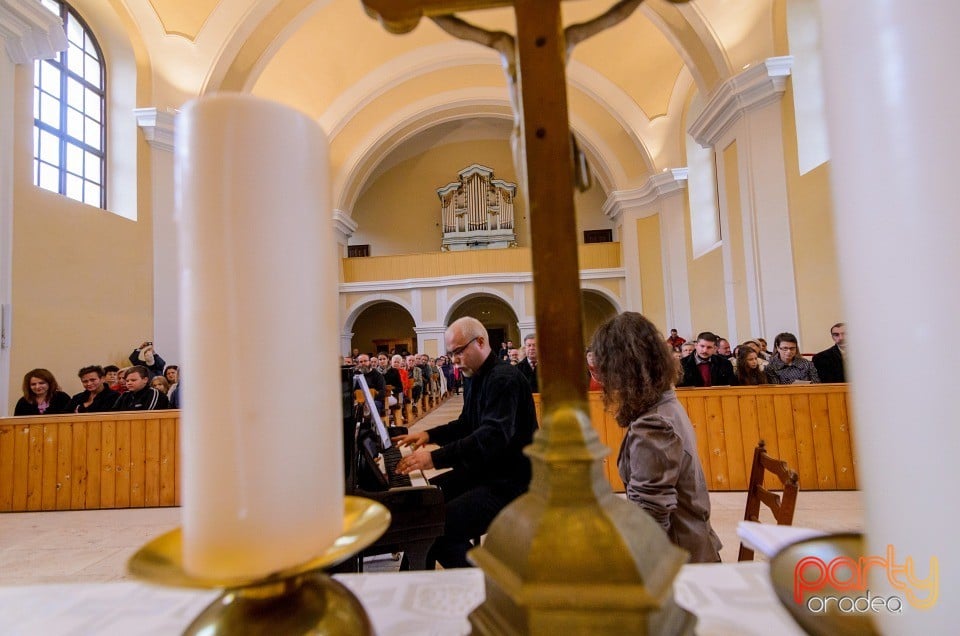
429, 351, 537, 491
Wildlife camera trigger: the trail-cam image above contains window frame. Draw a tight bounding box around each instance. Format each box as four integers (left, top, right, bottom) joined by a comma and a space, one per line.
33, 0, 107, 209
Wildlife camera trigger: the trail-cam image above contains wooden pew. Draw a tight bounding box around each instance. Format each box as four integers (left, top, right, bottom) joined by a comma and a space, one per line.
533, 383, 858, 493
0, 411, 180, 512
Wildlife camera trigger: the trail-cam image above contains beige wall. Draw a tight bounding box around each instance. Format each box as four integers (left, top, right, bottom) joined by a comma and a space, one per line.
349, 137, 612, 257
8, 67, 154, 412
721, 142, 753, 341
636, 215, 666, 332
775, 1, 843, 353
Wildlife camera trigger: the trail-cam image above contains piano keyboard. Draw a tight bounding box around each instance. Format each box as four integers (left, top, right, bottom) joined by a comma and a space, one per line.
378, 444, 428, 488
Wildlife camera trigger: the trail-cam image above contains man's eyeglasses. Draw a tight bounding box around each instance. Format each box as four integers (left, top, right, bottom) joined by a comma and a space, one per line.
447, 336, 478, 358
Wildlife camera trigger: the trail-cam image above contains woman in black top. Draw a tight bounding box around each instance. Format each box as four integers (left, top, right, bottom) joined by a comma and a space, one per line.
14, 368, 71, 415
68, 365, 119, 413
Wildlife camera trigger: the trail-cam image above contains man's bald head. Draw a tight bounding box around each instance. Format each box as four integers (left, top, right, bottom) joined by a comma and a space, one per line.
445, 317, 491, 376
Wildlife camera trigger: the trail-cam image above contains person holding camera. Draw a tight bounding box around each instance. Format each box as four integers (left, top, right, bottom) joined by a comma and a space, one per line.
128, 340, 166, 378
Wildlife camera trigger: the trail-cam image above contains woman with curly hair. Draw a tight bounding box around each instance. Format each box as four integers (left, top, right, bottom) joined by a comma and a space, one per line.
14, 368, 71, 415
591, 312, 722, 562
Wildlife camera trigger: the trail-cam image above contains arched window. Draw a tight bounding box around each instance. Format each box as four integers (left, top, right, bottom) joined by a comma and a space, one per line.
33, 0, 106, 208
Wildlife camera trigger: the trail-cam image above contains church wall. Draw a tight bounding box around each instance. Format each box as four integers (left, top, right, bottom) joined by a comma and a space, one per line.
720, 142, 753, 342
350, 138, 523, 256
7, 67, 154, 411
775, 0, 843, 353
636, 215, 666, 332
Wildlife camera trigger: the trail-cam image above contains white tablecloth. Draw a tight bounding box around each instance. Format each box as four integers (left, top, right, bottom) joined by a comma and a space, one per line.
0, 563, 805, 635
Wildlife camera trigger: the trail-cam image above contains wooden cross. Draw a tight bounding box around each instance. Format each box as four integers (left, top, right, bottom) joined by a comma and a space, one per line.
364, 0, 597, 407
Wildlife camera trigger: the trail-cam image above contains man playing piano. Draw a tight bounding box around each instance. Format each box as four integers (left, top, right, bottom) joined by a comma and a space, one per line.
394, 316, 537, 568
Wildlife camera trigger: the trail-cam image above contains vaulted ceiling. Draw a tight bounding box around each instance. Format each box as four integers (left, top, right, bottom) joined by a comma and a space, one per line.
90, 0, 778, 211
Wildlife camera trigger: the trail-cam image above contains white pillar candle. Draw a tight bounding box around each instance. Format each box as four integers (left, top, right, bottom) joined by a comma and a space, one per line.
176, 94, 343, 580
818, 3, 959, 632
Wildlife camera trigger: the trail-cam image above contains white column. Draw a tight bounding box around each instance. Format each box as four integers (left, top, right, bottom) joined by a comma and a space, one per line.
603, 170, 688, 316
340, 332, 353, 357
415, 324, 446, 356
516, 319, 536, 341
819, 3, 958, 632
332, 209, 357, 257
690, 57, 798, 343
658, 188, 692, 337
135, 107, 179, 365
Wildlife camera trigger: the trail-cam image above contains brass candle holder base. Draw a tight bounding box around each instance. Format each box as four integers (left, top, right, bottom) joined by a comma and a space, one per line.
128, 496, 390, 635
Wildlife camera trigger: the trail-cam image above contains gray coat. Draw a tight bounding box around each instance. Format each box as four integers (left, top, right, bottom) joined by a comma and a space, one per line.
618, 389, 722, 563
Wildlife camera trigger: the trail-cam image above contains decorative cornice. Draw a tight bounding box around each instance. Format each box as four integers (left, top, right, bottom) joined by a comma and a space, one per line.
0, 0, 68, 64
689, 56, 793, 148
333, 209, 358, 244
134, 107, 177, 152
602, 168, 689, 222
414, 325, 447, 335
340, 267, 625, 294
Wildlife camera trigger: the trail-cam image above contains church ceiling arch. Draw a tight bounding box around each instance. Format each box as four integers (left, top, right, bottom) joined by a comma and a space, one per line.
343, 294, 416, 332
444, 290, 520, 332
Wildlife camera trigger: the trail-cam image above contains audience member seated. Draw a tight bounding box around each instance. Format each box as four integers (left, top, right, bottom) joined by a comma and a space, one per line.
813, 322, 847, 383
14, 368, 72, 415
716, 338, 733, 359
586, 348, 603, 391
113, 365, 169, 410
516, 333, 539, 392
104, 365, 121, 391
355, 354, 386, 413
591, 312, 722, 562
377, 353, 390, 374
383, 355, 406, 416
163, 365, 179, 387
150, 376, 171, 395
508, 348, 520, 365
128, 341, 166, 378
757, 338, 772, 359
736, 347, 769, 385
68, 365, 120, 413
680, 342, 696, 358
407, 355, 423, 411
766, 332, 820, 384
678, 332, 737, 387
666, 328, 686, 348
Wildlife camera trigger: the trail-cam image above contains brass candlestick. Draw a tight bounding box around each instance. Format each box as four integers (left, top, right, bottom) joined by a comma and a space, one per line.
128, 496, 390, 635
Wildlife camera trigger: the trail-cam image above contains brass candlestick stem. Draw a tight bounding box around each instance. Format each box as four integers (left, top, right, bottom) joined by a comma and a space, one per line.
128, 496, 390, 635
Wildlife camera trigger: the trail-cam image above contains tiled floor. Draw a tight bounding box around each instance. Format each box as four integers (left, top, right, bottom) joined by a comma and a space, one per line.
0, 394, 864, 585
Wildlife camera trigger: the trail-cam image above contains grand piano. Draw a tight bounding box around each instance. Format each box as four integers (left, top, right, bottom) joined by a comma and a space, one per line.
331, 367, 445, 572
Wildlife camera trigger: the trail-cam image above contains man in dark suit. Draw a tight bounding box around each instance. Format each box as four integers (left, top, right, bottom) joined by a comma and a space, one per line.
813, 322, 847, 383
516, 333, 538, 392
678, 332, 737, 387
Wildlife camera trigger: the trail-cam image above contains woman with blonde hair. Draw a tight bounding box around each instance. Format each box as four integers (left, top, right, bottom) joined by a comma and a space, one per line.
14, 368, 71, 415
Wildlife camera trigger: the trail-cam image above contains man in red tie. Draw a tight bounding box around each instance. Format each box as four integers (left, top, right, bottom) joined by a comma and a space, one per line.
678, 332, 737, 387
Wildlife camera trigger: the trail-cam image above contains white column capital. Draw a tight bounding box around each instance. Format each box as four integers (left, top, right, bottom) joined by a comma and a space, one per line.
340, 332, 354, 356
414, 324, 447, 336
689, 56, 793, 148
602, 169, 689, 223
332, 209, 358, 245
516, 320, 537, 338
134, 107, 177, 152
0, 0, 67, 64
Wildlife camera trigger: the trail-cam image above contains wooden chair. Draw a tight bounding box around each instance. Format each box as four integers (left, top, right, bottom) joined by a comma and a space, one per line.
738, 439, 800, 561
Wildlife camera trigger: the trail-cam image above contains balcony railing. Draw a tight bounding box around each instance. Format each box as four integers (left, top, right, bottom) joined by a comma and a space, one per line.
341, 242, 621, 283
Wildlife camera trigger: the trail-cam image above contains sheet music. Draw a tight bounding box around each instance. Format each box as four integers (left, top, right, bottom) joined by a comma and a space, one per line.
355, 373, 391, 448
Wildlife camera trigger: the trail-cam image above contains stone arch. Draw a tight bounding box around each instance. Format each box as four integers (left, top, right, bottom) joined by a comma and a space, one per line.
581, 287, 621, 344
343, 293, 416, 332
344, 298, 418, 356
444, 288, 521, 348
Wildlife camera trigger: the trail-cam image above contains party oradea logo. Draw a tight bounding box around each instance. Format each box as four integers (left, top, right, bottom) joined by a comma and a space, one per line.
793, 545, 938, 614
